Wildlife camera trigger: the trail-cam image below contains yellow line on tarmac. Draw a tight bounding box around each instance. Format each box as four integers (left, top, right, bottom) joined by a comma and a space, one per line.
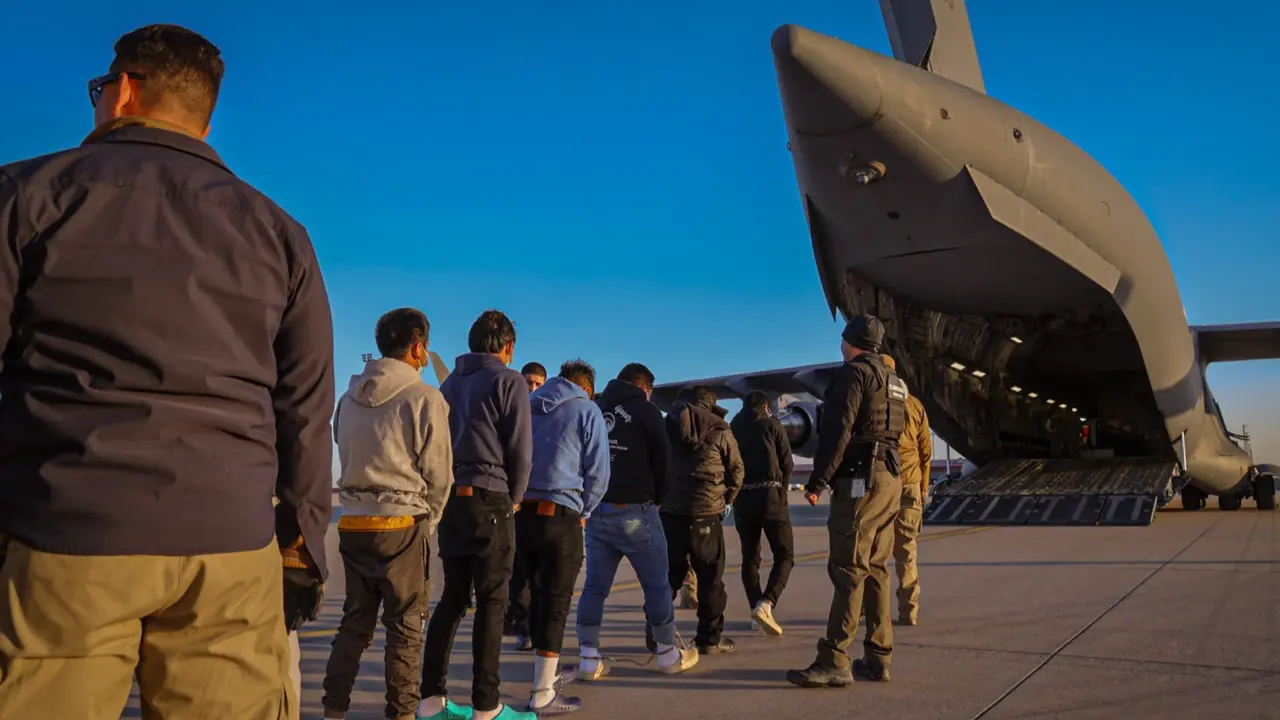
297, 524, 990, 640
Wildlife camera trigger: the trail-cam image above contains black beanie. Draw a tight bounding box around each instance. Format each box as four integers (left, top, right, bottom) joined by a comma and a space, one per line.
842, 314, 885, 352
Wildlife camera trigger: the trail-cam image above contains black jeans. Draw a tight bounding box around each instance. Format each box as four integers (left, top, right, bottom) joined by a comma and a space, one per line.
517, 503, 585, 654
323, 520, 431, 718
661, 513, 726, 647
734, 511, 795, 608
420, 487, 514, 712
504, 553, 532, 635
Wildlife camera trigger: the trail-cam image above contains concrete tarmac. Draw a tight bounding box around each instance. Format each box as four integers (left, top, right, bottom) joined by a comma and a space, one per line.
125, 495, 1280, 718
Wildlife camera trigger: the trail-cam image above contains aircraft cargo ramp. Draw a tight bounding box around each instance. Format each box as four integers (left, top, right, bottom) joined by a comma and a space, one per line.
924, 457, 1179, 527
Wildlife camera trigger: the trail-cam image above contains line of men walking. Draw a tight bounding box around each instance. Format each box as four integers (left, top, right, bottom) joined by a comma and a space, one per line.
0, 22, 935, 720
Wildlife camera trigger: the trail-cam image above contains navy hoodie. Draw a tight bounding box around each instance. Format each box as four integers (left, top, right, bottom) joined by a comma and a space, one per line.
440, 353, 532, 503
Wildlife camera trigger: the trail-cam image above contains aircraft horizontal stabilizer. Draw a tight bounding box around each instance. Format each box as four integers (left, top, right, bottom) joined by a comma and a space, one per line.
651, 361, 842, 412
1194, 322, 1280, 363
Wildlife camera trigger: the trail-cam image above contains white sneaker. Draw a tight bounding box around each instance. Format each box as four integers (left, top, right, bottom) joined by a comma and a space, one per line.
752, 601, 783, 636
575, 655, 609, 681
656, 645, 699, 675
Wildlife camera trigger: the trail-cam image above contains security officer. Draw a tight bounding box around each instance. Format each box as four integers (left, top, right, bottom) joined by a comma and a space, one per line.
879, 354, 932, 627
786, 314, 908, 688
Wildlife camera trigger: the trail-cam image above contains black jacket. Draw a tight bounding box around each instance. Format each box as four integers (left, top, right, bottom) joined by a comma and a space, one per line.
441, 353, 533, 503
662, 399, 745, 517
730, 408, 794, 519
808, 355, 882, 493
594, 379, 670, 505
0, 124, 334, 574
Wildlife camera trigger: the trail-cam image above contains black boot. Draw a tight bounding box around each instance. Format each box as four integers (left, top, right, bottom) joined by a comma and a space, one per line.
853, 657, 890, 682
786, 663, 854, 688
696, 637, 736, 655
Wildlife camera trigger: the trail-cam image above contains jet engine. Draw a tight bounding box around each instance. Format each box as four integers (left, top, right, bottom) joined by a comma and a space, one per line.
777, 400, 822, 458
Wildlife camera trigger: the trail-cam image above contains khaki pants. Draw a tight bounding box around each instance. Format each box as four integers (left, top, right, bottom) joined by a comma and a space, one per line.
893, 484, 924, 622
0, 538, 296, 720
816, 466, 902, 671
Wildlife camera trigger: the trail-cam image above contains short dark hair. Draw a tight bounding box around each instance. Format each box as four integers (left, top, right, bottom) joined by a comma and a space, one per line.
617, 362, 655, 390
559, 359, 596, 392
468, 310, 516, 354
110, 24, 224, 127
693, 385, 718, 407
375, 308, 430, 358
521, 362, 547, 378
744, 390, 769, 410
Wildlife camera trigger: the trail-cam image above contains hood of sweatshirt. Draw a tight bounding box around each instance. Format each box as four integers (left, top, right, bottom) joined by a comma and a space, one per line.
532, 376, 589, 415
346, 358, 425, 408
453, 352, 510, 377
596, 378, 647, 407
669, 399, 729, 448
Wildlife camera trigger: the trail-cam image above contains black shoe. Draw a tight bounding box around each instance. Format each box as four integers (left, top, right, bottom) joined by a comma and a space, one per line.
853, 658, 890, 682
696, 638, 736, 655
786, 663, 853, 688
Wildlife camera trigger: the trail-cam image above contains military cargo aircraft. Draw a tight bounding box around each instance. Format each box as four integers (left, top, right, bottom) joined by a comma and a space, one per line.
652, 0, 1279, 527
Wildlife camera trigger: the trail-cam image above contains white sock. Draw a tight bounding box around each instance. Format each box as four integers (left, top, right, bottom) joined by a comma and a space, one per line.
531, 655, 559, 707
657, 642, 681, 664
472, 706, 503, 720
580, 646, 602, 670
415, 696, 445, 717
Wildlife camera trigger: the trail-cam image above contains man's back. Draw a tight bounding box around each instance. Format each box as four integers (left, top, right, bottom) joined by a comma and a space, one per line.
594, 378, 669, 505
0, 125, 334, 557
440, 351, 532, 502
729, 408, 793, 518
898, 395, 932, 494
663, 400, 744, 516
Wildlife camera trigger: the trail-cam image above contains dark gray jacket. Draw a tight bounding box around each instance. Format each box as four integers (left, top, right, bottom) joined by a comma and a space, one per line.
662, 399, 745, 517
0, 125, 334, 573
440, 353, 532, 503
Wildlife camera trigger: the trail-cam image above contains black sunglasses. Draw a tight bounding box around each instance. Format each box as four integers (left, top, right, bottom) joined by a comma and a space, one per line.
88, 71, 147, 108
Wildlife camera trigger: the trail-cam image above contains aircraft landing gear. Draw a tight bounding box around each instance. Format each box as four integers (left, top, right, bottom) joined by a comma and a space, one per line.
1219, 490, 1243, 511
1253, 474, 1276, 511
1181, 484, 1207, 511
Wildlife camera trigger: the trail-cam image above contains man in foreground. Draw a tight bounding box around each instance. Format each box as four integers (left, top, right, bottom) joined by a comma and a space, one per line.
419, 310, 534, 720
788, 315, 908, 688
879, 355, 933, 627
506, 361, 549, 649
729, 391, 796, 636
662, 386, 745, 656
518, 360, 610, 714
322, 309, 453, 720
577, 363, 699, 679
0, 24, 332, 719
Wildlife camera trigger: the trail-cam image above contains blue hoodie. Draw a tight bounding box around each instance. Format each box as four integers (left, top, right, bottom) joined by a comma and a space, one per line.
525, 377, 611, 516
440, 353, 532, 503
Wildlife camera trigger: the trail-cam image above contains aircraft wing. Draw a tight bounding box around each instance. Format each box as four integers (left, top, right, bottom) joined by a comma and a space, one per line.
1193, 322, 1280, 364
428, 351, 450, 385
651, 361, 843, 412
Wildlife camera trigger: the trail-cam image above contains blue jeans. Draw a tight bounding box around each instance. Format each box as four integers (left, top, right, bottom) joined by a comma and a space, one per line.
576, 502, 676, 649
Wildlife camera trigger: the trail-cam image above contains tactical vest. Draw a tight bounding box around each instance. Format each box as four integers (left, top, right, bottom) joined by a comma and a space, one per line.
852, 354, 909, 446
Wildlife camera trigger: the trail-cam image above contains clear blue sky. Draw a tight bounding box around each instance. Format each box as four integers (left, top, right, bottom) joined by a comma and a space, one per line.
4, 1, 1279, 456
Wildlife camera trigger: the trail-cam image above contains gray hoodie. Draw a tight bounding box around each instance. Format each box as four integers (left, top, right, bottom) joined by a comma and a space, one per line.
334, 358, 454, 530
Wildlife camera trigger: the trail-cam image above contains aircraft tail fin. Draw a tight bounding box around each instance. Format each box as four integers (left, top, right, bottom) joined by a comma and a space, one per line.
878, 0, 985, 94
1194, 322, 1280, 364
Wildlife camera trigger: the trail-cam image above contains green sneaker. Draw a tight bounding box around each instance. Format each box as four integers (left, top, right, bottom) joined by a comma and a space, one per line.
418, 698, 473, 719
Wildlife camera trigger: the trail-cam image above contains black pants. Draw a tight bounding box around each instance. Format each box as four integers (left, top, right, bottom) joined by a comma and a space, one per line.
322, 520, 430, 718
734, 511, 795, 608
504, 553, 532, 635
517, 504, 585, 654
420, 487, 514, 712
661, 513, 726, 647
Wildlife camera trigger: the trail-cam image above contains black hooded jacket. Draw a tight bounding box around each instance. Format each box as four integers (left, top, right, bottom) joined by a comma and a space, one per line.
729, 407, 795, 520
594, 379, 671, 505
662, 398, 745, 517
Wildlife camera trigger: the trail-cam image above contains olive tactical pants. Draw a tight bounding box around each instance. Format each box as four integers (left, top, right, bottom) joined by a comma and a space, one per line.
816, 465, 902, 671
894, 484, 924, 622
0, 538, 296, 720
